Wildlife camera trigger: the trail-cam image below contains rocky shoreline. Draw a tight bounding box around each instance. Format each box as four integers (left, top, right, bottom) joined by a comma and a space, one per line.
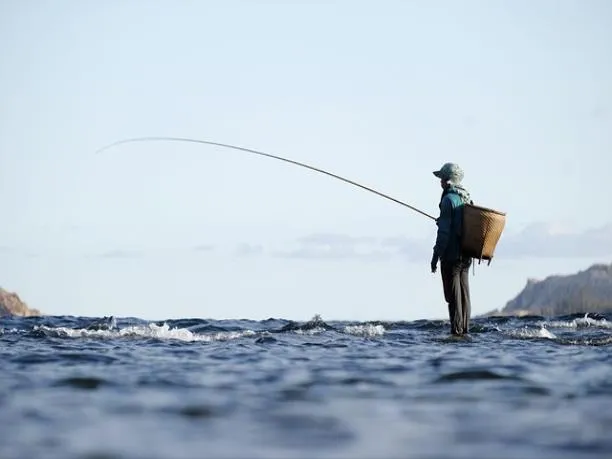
481, 262, 612, 317
0, 288, 42, 317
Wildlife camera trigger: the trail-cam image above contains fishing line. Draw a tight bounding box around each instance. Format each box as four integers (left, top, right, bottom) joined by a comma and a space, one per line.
95, 136, 437, 221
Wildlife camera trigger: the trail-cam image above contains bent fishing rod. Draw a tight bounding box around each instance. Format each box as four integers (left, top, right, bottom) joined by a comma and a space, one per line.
95, 136, 437, 221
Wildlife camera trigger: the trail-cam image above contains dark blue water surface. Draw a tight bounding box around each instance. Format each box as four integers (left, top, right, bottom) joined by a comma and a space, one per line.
1, 312, 611, 459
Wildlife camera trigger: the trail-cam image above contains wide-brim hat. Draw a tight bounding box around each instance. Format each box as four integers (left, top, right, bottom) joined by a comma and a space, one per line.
433, 162, 464, 183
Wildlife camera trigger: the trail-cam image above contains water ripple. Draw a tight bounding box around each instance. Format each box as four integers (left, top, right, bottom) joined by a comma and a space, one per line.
1, 312, 611, 459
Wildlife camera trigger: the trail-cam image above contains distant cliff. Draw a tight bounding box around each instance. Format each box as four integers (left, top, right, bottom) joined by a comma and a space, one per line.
0, 287, 42, 317
485, 262, 612, 317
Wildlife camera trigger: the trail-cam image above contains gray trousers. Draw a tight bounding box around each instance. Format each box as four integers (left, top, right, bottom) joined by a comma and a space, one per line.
441, 257, 472, 335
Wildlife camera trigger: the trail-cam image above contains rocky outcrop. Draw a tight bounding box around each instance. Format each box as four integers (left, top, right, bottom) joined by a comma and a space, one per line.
0, 287, 42, 317
484, 262, 612, 317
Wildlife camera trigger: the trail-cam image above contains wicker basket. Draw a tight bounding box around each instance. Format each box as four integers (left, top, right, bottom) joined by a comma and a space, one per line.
461, 203, 506, 264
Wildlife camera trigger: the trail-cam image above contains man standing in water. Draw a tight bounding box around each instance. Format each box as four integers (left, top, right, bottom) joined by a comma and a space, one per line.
430, 163, 473, 336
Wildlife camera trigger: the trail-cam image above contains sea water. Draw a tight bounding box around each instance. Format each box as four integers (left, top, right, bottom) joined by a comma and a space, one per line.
1, 313, 611, 459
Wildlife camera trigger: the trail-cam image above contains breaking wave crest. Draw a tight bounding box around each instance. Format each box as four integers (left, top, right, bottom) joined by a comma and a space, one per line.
506, 326, 557, 340
343, 324, 386, 337
2, 312, 609, 347
32, 323, 256, 342
543, 314, 612, 330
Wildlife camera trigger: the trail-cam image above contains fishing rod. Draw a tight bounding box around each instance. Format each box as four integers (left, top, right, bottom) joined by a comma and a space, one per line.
95, 136, 437, 221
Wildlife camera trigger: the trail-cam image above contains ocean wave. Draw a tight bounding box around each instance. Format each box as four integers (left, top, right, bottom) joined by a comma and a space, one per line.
506, 326, 557, 340
293, 327, 328, 335
433, 369, 525, 383
31, 323, 256, 343
3, 312, 611, 347
543, 314, 612, 330
343, 324, 385, 337
52, 376, 112, 390
556, 336, 612, 346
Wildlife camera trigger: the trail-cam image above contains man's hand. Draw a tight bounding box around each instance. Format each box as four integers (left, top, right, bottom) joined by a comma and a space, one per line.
430, 254, 438, 274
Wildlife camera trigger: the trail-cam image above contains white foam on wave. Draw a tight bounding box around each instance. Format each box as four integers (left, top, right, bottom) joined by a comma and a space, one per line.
33, 323, 256, 343
343, 324, 385, 337
508, 326, 557, 340
543, 315, 612, 330
1, 328, 20, 335
564, 336, 612, 346
293, 327, 327, 335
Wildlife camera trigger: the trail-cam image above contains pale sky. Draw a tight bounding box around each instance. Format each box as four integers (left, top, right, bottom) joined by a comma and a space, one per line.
1, 0, 611, 321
